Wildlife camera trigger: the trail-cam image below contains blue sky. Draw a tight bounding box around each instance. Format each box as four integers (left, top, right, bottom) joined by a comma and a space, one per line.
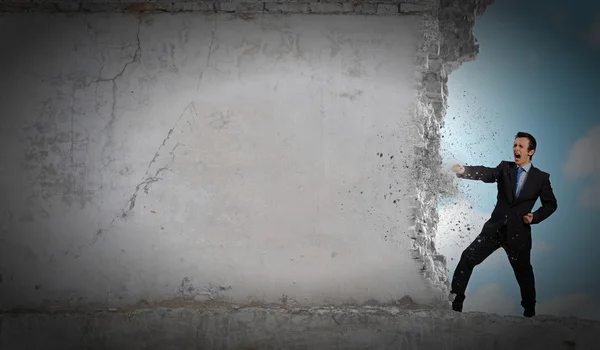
438, 0, 600, 319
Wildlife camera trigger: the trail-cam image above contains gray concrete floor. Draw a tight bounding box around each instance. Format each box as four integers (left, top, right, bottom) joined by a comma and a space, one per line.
1, 302, 599, 349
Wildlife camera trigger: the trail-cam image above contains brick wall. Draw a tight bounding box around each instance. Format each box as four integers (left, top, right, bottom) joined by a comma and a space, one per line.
409, 0, 494, 298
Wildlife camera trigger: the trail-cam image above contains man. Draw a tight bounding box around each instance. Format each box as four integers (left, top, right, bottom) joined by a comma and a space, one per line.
449, 132, 557, 317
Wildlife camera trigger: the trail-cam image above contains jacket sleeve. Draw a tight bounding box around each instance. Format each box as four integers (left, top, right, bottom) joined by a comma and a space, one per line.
457, 161, 504, 183
531, 174, 558, 224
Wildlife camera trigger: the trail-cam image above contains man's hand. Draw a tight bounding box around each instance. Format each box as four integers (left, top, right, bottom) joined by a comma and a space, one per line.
452, 164, 465, 175
523, 213, 534, 224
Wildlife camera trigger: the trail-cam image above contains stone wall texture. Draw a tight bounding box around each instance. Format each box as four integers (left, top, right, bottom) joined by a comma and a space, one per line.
0, 0, 496, 309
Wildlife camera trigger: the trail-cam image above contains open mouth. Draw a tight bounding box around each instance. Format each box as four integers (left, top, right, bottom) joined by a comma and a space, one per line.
514, 153, 521, 160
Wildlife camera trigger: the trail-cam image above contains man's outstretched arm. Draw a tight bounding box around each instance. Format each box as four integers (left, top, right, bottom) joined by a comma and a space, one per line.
531, 174, 558, 225
455, 161, 504, 183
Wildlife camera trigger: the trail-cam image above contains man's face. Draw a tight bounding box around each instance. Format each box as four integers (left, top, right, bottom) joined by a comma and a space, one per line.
513, 137, 534, 166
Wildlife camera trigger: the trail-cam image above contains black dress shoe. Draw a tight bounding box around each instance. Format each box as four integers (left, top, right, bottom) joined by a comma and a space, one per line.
523, 308, 535, 317
452, 301, 463, 312
451, 294, 465, 312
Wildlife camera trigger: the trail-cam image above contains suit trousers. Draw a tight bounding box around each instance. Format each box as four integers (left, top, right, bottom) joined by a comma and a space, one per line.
450, 224, 537, 310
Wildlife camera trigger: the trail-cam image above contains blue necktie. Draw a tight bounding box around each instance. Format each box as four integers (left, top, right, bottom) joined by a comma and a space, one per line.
515, 167, 524, 197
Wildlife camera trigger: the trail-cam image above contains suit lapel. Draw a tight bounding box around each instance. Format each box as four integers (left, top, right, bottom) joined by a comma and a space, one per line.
509, 163, 517, 203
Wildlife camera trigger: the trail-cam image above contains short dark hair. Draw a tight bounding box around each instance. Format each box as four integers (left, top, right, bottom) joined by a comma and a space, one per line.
515, 131, 537, 159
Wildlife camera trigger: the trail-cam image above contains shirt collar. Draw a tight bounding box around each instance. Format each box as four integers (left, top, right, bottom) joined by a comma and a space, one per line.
519, 162, 532, 172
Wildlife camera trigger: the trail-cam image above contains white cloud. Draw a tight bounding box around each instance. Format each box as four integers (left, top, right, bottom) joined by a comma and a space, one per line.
564, 124, 600, 209
537, 292, 600, 321
579, 185, 600, 209
463, 283, 518, 316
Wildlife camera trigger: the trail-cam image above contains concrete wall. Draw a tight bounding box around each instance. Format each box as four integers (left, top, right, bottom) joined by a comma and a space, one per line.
0, 0, 439, 15
0, 0, 494, 312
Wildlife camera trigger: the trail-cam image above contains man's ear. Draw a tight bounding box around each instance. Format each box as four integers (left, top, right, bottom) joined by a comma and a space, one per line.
528, 149, 535, 157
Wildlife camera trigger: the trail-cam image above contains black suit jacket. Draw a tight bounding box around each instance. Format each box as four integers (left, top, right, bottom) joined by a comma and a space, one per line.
457, 161, 558, 250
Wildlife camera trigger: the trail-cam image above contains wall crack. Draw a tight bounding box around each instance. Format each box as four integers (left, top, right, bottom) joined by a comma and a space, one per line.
195, 19, 218, 94
91, 102, 196, 245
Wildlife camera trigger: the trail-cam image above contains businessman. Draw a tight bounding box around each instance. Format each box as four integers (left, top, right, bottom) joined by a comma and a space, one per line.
449, 132, 557, 317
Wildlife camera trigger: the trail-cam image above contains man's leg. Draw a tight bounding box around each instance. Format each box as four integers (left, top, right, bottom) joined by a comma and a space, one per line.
506, 246, 536, 317
450, 230, 502, 311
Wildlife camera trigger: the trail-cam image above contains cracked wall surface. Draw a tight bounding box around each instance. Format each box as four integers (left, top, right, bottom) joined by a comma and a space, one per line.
0, 0, 494, 312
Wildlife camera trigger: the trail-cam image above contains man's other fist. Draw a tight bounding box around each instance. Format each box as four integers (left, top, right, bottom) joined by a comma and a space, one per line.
523, 213, 534, 224
452, 164, 465, 175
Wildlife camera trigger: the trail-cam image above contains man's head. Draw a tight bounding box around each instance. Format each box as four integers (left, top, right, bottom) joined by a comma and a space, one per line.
513, 131, 536, 166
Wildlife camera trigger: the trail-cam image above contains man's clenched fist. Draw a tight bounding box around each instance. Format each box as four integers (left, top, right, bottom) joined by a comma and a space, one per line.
523, 213, 534, 224
452, 164, 465, 175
